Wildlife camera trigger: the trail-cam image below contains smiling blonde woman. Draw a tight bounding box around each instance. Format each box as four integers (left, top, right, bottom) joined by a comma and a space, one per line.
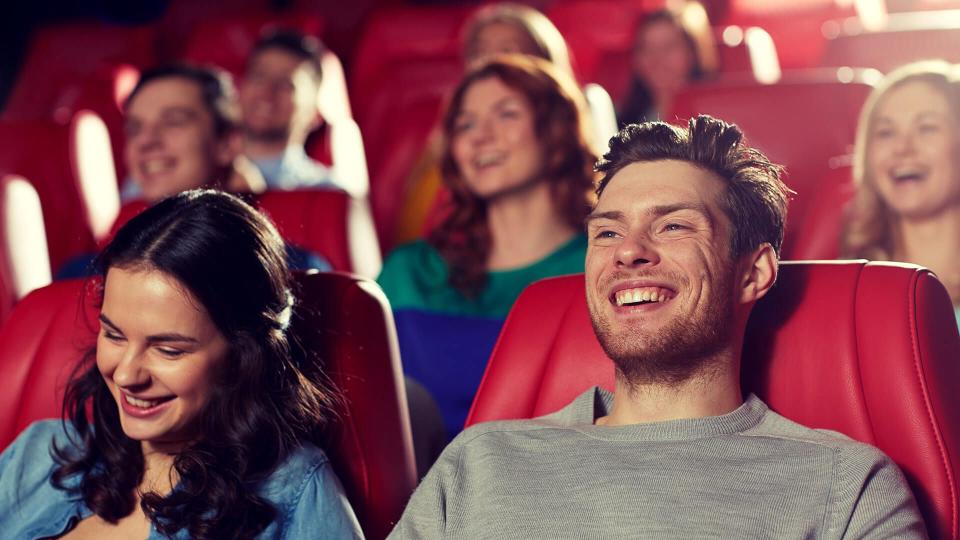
841, 60, 960, 326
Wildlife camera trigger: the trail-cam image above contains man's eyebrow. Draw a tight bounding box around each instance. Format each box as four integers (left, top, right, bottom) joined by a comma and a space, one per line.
585, 210, 625, 225
648, 202, 711, 218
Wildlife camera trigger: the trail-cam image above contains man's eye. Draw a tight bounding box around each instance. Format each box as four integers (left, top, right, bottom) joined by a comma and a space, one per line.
663, 223, 687, 232
594, 230, 618, 239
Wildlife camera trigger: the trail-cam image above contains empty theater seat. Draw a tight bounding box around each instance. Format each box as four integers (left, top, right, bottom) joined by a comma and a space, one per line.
2, 21, 155, 122
0, 110, 120, 271
0, 176, 51, 323
0, 271, 416, 539
466, 262, 960, 539
668, 69, 876, 258
820, 11, 960, 73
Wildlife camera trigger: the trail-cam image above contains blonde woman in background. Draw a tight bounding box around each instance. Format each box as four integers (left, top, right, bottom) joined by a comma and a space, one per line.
842, 60, 960, 325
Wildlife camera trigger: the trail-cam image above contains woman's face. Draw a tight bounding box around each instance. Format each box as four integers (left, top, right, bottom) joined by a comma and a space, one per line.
466, 22, 539, 67
868, 80, 960, 220
97, 266, 228, 453
633, 19, 695, 97
450, 76, 544, 200
124, 77, 234, 203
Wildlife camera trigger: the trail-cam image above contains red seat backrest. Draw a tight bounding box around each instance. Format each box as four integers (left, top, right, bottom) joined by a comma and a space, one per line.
0, 175, 51, 323
2, 21, 155, 122
181, 12, 325, 77
721, 0, 856, 68
0, 272, 416, 540
109, 190, 381, 278
467, 262, 960, 539
669, 71, 873, 258
788, 163, 856, 260
0, 112, 120, 270
820, 18, 960, 73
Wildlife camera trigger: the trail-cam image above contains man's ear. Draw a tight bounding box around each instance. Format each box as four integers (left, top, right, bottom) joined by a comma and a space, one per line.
738, 243, 778, 305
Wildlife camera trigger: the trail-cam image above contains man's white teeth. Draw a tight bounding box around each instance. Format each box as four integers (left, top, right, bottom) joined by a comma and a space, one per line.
143, 159, 169, 174
615, 287, 672, 306
124, 394, 164, 408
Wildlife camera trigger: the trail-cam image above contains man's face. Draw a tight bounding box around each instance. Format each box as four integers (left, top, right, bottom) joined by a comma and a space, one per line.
585, 159, 738, 386
124, 77, 232, 202
239, 47, 319, 143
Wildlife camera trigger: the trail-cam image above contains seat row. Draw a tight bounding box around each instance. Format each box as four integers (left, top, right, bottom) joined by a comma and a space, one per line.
1, 260, 958, 538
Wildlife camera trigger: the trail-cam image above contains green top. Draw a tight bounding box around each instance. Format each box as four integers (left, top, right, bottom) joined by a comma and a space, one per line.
378, 235, 587, 318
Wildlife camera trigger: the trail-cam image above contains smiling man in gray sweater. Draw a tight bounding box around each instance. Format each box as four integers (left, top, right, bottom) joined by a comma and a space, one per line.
389, 115, 926, 539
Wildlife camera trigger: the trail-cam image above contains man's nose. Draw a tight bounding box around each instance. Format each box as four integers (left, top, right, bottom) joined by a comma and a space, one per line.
615, 232, 661, 267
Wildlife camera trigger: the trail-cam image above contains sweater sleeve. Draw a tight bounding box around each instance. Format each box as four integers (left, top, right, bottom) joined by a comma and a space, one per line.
387, 437, 461, 539
836, 447, 927, 539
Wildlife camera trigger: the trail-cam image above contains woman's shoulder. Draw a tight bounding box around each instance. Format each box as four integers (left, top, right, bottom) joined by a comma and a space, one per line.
257, 443, 339, 507
2, 420, 79, 462
377, 240, 449, 304
380, 240, 444, 273
0, 420, 82, 529
258, 443, 363, 538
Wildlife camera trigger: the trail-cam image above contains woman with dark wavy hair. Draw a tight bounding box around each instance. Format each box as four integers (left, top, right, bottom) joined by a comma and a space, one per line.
378, 55, 599, 441
0, 190, 362, 539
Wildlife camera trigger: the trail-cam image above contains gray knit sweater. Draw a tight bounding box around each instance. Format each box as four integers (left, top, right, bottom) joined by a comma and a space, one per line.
390, 388, 926, 539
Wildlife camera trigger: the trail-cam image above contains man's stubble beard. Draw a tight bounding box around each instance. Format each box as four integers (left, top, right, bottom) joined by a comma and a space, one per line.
588, 268, 736, 389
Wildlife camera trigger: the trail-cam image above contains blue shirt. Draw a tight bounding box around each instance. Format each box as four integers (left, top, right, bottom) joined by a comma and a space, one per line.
252, 146, 336, 191
0, 421, 363, 539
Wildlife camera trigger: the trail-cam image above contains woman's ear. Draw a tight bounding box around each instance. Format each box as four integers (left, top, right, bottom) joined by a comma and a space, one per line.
738, 243, 778, 306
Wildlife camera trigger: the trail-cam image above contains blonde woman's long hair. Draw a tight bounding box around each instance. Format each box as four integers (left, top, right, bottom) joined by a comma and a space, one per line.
841, 60, 960, 260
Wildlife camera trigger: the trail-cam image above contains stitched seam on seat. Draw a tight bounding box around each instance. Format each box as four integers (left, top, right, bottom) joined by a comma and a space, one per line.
532, 280, 580, 416
11, 288, 72, 431
907, 270, 958, 539
851, 264, 878, 445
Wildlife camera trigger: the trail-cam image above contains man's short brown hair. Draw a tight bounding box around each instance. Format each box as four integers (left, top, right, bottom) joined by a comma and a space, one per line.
594, 115, 791, 257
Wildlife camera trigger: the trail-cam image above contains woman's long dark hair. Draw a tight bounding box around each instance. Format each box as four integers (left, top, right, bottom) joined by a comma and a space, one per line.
51, 189, 336, 539
430, 55, 598, 296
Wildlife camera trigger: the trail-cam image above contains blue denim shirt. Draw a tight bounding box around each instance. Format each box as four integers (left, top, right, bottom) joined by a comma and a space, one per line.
0, 421, 364, 539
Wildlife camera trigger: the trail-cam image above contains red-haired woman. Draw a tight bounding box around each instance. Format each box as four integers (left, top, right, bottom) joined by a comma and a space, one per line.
378, 55, 599, 440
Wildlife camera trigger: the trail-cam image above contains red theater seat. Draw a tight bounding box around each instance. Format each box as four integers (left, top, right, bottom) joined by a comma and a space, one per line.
256, 190, 382, 278
788, 163, 856, 260
109, 189, 381, 278
0, 176, 51, 323
820, 11, 960, 73
0, 111, 120, 271
669, 70, 875, 258
0, 272, 416, 539
467, 262, 960, 539
349, 5, 471, 248
546, 0, 779, 104
721, 0, 856, 68
2, 21, 155, 122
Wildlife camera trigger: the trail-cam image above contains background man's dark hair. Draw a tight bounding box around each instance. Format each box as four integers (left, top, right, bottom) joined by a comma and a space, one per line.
125, 63, 240, 138
595, 115, 791, 257
249, 28, 324, 82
